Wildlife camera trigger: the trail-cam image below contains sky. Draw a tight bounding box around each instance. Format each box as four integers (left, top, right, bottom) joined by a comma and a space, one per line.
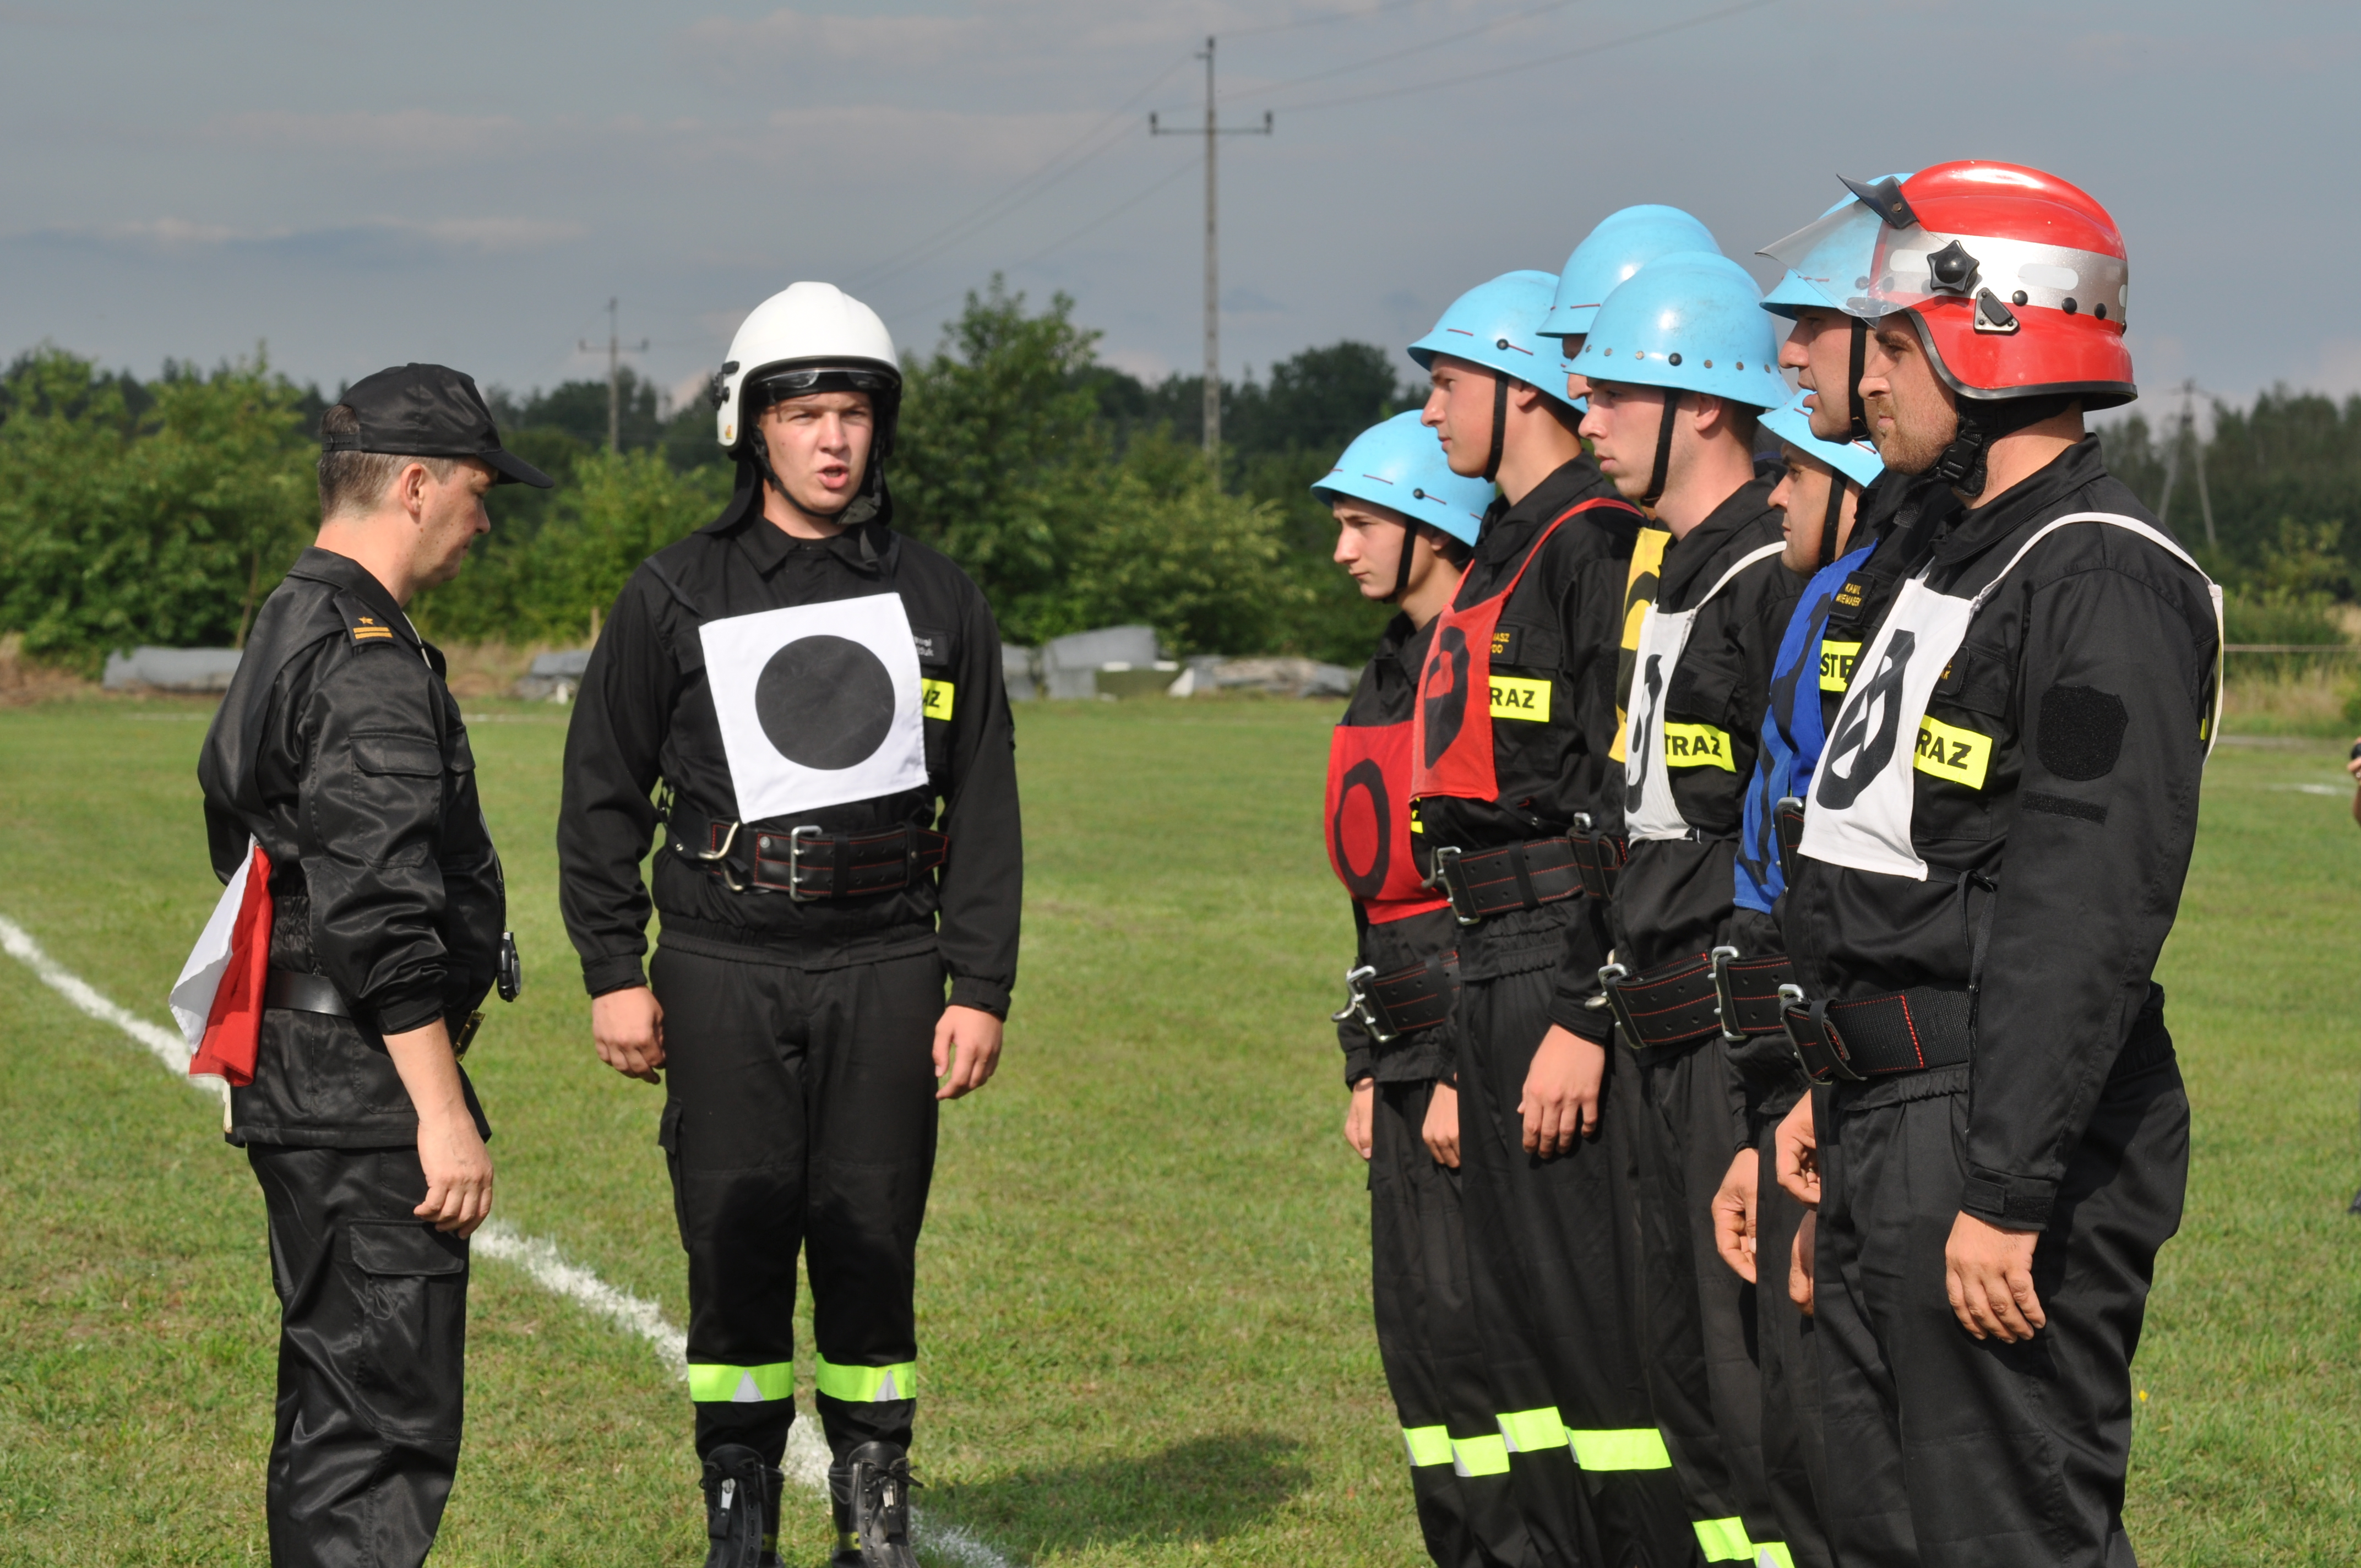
2, 0, 2353, 430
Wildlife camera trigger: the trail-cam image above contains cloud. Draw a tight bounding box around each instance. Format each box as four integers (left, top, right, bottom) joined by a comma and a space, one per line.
1222, 286, 1284, 314
203, 109, 527, 163
20, 215, 586, 262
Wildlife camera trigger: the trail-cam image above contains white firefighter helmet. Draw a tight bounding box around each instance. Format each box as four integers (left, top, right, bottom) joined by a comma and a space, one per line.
711, 281, 902, 454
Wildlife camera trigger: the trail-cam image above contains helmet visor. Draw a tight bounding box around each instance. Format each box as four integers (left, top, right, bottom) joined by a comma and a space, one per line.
746, 363, 899, 408
1758, 203, 1891, 319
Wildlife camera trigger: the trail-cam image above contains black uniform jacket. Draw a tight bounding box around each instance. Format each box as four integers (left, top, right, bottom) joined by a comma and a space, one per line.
1612, 476, 1801, 975
198, 548, 502, 1148
1811, 469, 1960, 741
1337, 612, 1459, 1087
1786, 437, 2217, 1231
558, 467, 1021, 1017
1413, 455, 1645, 1041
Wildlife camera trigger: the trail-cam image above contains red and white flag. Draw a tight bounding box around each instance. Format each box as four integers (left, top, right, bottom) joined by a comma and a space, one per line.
168, 838, 274, 1086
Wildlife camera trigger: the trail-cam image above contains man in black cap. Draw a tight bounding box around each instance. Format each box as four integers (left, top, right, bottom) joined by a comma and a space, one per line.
197, 363, 549, 1568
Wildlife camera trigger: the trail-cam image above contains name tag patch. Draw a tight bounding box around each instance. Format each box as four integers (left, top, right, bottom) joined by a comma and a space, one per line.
1662, 722, 1734, 771
1489, 676, 1551, 722
921, 679, 955, 720
1819, 640, 1860, 693
1913, 714, 1990, 790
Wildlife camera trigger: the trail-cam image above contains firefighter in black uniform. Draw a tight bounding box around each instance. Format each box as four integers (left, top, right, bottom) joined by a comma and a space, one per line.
1318, 412, 1516, 1566
1406, 266, 1696, 1568
556, 281, 1020, 1568
1769, 163, 2216, 1568
1571, 251, 1803, 1566
196, 364, 541, 1568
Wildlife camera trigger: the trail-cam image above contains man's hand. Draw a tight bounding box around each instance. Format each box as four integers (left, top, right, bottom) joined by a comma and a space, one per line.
1519, 1025, 1606, 1157
1774, 1095, 1820, 1207
1712, 1147, 1759, 1283
592, 986, 666, 1084
1790, 1210, 1816, 1316
933, 1004, 1003, 1099
382, 1019, 493, 1238
1423, 1081, 1461, 1169
1344, 1079, 1375, 1161
1945, 1211, 2046, 1342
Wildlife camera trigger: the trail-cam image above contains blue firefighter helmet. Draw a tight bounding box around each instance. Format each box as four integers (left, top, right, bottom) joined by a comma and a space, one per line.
1312, 410, 1493, 546
1541, 205, 1722, 340
1406, 271, 1576, 411
1758, 173, 1916, 319
1759, 386, 1883, 489
1574, 251, 1787, 411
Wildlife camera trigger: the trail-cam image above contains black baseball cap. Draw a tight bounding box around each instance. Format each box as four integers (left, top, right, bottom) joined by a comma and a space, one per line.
325, 362, 554, 488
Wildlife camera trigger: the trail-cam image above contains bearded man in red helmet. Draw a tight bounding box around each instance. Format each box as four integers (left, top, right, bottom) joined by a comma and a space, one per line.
1763, 164, 2221, 1566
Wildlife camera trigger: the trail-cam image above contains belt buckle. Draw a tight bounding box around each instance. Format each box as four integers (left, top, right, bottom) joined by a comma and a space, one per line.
785, 824, 826, 902
1331, 963, 1396, 1044
1429, 845, 1482, 927
1597, 961, 1639, 1049
677, 818, 749, 893
1710, 945, 1745, 1044
1780, 985, 1863, 1084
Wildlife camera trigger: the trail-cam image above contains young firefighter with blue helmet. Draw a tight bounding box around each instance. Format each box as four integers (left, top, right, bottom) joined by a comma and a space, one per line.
1319, 411, 1521, 1568
1705, 386, 1884, 1568
1405, 269, 1695, 1568
1574, 252, 1803, 1567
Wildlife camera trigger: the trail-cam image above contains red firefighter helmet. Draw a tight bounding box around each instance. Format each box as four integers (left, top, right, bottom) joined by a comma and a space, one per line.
1765, 161, 2134, 408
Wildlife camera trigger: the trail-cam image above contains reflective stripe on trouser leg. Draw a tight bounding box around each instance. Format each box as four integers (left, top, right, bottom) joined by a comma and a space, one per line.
1567, 1426, 1674, 1470
1451, 1434, 1510, 1477
1402, 1425, 1455, 1469
1497, 1406, 1570, 1455
688, 1362, 796, 1404
815, 1357, 917, 1403
1695, 1517, 1755, 1561
1756, 1544, 1797, 1568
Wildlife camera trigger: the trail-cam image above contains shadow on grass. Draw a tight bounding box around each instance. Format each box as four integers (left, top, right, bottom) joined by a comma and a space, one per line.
927, 1431, 1310, 1556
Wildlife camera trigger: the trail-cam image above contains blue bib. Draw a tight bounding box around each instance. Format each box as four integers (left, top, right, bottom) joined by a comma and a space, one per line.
1736, 544, 1874, 914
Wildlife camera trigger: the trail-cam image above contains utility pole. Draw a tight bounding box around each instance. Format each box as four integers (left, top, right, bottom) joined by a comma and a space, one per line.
1152, 38, 1272, 464
2157, 378, 2216, 550
579, 298, 649, 453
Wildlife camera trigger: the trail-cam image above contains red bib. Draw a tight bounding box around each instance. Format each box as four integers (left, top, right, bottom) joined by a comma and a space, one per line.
1410, 497, 1637, 804
1326, 716, 1448, 923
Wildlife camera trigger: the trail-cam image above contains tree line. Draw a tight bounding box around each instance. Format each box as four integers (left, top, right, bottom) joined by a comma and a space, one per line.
10, 284, 2358, 675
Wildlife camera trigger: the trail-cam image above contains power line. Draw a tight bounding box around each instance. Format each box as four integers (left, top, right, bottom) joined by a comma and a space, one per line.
1170, 0, 1592, 112
1223, 0, 1450, 38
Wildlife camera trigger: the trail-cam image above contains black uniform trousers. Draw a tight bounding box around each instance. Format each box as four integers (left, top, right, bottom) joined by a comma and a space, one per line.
1628, 1041, 1781, 1563
1457, 964, 1701, 1568
1753, 1107, 1831, 1568
652, 944, 943, 1468
1372, 1079, 1537, 1568
1814, 1056, 2188, 1567
247, 1145, 469, 1568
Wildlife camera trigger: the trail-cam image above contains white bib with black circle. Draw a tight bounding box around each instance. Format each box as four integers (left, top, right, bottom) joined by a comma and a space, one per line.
1623, 542, 1785, 842
699, 593, 929, 821
1801, 511, 2222, 881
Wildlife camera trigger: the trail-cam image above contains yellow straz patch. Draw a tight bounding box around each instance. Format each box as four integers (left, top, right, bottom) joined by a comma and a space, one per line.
1913, 715, 1991, 789
1819, 640, 1861, 693
1489, 676, 1551, 722
1662, 722, 1734, 770
921, 679, 955, 720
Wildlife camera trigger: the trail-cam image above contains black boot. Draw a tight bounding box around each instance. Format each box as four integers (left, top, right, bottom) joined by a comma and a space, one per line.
757, 1456, 785, 1568
700, 1444, 770, 1568
832, 1441, 920, 1568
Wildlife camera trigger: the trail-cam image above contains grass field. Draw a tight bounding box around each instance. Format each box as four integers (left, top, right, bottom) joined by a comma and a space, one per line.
1, 694, 2357, 1566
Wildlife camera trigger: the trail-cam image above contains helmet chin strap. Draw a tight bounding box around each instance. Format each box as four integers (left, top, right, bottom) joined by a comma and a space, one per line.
1642, 389, 1684, 508
1846, 318, 1870, 442
1482, 374, 1510, 483
1817, 470, 1847, 568
1390, 521, 1419, 602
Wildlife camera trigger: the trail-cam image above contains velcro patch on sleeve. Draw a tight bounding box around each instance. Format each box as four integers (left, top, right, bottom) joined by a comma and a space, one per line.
1662, 722, 1734, 770
1489, 676, 1551, 723
1913, 715, 1992, 790
921, 679, 955, 721
1819, 639, 1861, 693
2036, 683, 2129, 781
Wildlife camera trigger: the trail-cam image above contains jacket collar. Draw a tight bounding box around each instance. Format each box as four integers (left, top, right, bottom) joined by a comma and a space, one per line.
1657, 473, 1778, 604
1473, 453, 1617, 567
1926, 434, 2110, 576
285, 547, 421, 651
703, 459, 897, 579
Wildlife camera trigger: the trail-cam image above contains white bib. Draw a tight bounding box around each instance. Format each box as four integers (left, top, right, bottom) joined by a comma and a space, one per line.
698, 593, 929, 821
1623, 542, 1785, 842
1801, 511, 2222, 881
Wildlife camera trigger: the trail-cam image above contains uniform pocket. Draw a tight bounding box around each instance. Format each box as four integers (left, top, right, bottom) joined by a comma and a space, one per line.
352, 734, 443, 777
346, 1220, 469, 1446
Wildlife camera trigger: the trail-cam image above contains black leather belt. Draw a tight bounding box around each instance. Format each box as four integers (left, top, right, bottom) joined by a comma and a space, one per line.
1570, 812, 1628, 900
1781, 987, 1973, 1084
265, 969, 351, 1018
1774, 795, 1807, 886
1602, 948, 1798, 1053
1332, 950, 1460, 1045
685, 821, 950, 900
1427, 839, 1581, 926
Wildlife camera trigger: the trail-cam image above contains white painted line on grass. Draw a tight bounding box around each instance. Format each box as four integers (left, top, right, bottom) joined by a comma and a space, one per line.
1, 912, 1010, 1568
